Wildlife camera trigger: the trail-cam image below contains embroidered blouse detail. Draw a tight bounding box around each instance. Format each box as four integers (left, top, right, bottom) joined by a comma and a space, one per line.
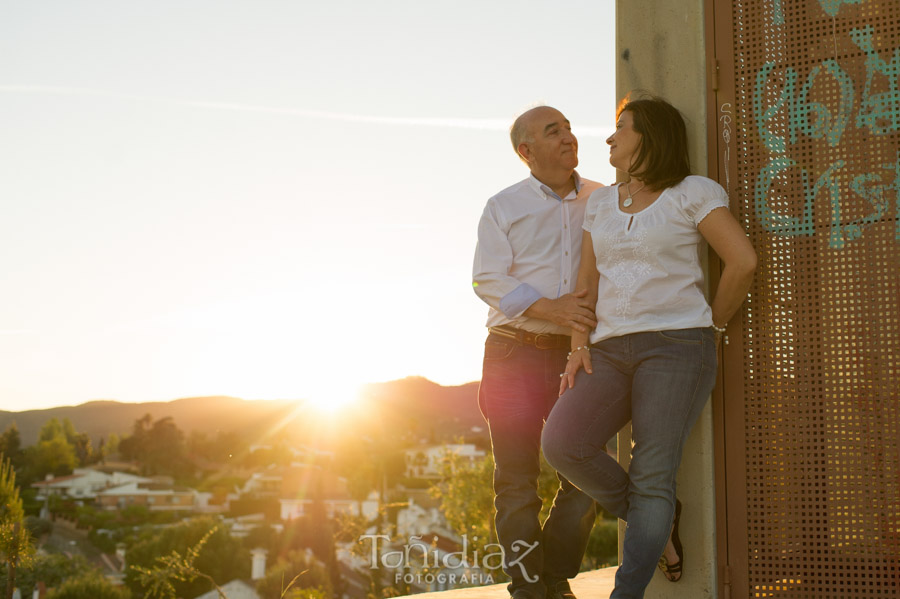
582, 176, 729, 343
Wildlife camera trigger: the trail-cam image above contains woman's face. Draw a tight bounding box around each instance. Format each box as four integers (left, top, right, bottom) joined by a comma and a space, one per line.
606, 109, 642, 173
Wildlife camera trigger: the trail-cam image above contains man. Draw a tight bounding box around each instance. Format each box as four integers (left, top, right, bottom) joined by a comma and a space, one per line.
473, 106, 601, 599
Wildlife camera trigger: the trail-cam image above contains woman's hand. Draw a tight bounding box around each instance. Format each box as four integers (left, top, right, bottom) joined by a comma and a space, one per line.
559, 346, 592, 395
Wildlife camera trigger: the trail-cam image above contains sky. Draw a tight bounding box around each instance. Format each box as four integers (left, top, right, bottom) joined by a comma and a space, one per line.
0, 0, 617, 411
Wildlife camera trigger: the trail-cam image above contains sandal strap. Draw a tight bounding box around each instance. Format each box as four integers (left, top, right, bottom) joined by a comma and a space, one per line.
658, 556, 682, 574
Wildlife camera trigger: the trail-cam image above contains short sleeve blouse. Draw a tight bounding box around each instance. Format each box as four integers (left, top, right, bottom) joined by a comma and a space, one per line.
582, 175, 729, 343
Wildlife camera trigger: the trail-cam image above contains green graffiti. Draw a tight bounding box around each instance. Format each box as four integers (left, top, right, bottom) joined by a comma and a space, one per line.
817, 0, 864, 18
753, 12, 900, 248
755, 63, 794, 153
754, 155, 815, 236
891, 153, 900, 244
800, 60, 855, 146
755, 154, 900, 246
773, 0, 784, 25
835, 172, 891, 249
850, 25, 900, 135
755, 60, 853, 152
830, 155, 900, 248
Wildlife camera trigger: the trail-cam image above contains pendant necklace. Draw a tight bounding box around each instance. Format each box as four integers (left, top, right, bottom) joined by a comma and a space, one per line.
623, 181, 646, 208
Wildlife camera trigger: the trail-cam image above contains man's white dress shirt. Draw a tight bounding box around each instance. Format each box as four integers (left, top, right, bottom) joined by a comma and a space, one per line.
473, 172, 602, 335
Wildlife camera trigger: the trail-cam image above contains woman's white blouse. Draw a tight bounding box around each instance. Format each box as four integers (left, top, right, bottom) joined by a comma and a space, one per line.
583, 175, 729, 344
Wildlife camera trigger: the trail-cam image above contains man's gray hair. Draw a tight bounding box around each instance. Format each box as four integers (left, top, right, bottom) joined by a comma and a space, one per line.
510, 105, 549, 160
510, 105, 549, 163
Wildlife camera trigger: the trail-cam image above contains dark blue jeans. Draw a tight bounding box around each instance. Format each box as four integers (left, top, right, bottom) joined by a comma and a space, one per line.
542, 328, 717, 599
479, 332, 597, 598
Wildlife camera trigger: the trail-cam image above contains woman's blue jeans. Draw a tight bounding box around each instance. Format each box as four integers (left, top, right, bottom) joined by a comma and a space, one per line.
542, 328, 717, 599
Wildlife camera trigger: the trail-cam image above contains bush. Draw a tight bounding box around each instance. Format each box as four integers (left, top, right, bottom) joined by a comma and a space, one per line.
45, 571, 131, 599
124, 517, 248, 598
255, 550, 332, 599
24, 515, 53, 539
585, 518, 618, 568
15, 553, 92, 598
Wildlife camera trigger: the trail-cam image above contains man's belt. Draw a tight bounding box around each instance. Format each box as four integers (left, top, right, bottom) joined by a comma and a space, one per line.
489, 325, 570, 350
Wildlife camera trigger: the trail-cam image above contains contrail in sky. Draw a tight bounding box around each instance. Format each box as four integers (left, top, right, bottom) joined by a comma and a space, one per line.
0, 84, 612, 137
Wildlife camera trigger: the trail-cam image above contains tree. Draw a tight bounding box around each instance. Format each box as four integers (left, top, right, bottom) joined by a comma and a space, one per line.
38, 419, 65, 444
23, 516, 52, 540
23, 437, 77, 480
131, 525, 227, 599
14, 553, 92, 599
119, 415, 188, 478
54, 418, 94, 466
429, 451, 498, 560
124, 517, 248, 598
106, 433, 121, 456
242, 525, 279, 555
1, 456, 32, 599
429, 449, 588, 578
584, 519, 618, 568
70, 433, 94, 466
45, 571, 131, 599
117, 414, 151, 463
0, 427, 23, 473
22, 418, 81, 481
255, 550, 333, 599
189, 430, 246, 465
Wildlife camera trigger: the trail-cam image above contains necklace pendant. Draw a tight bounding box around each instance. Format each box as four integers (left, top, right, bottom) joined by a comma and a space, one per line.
623, 197, 633, 208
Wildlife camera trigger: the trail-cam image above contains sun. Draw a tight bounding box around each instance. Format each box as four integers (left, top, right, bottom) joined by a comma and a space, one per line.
305, 381, 364, 415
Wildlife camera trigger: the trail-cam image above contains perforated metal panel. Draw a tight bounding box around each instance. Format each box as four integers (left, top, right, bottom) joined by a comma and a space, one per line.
712, 0, 900, 597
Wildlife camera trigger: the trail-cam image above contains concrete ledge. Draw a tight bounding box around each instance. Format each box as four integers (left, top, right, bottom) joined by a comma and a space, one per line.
408, 567, 617, 599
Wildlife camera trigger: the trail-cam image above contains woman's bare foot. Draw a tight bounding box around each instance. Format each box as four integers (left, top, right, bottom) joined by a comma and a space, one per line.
659, 536, 682, 582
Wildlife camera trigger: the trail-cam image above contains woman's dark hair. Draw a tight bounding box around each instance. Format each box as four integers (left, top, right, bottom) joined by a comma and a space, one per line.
619, 96, 691, 190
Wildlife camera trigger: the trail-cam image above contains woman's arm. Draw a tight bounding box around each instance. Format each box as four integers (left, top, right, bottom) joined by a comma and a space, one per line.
698, 208, 758, 330
559, 231, 600, 394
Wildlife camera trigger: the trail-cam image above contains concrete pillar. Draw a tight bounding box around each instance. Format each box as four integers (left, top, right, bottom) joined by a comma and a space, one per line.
614, 1, 718, 598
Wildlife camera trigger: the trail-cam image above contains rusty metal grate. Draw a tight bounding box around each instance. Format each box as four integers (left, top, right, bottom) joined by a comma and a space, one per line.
723, 0, 900, 597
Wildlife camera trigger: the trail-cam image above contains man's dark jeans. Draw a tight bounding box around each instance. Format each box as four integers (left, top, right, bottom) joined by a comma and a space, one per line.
479, 332, 596, 598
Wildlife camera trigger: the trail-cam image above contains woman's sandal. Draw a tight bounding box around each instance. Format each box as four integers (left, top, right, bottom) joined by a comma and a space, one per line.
657, 499, 683, 583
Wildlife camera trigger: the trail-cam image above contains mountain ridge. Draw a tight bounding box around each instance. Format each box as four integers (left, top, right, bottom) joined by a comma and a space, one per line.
0, 377, 483, 446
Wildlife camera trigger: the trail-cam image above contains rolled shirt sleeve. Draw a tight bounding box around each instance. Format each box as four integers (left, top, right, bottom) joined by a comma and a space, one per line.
473, 201, 543, 318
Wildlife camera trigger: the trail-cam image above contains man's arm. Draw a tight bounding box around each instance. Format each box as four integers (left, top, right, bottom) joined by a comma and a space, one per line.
522, 291, 596, 333
473, 201, 597, 331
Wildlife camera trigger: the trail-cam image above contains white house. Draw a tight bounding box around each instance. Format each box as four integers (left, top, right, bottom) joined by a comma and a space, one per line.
395, 497, 456, 541
32, 468, 150, 501
96, 481, 198, 511
279, 490, 379, 522
404, 444, 486, 479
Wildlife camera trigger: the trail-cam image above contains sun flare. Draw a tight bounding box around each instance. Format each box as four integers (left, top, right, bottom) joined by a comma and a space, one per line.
306, 382, 364, 415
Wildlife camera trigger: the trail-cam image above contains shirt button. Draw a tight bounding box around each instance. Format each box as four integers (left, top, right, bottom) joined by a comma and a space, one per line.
565, 251, 569, 256
564, 279, 568, 284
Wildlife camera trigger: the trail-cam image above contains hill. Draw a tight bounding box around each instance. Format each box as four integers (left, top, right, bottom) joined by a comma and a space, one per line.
0, 377, 483, 447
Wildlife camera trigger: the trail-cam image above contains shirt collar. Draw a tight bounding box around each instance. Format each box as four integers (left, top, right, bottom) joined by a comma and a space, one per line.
529, 171, 582, 201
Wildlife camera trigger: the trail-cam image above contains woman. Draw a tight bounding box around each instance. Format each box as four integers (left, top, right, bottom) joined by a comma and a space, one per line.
541, 96, 756, 598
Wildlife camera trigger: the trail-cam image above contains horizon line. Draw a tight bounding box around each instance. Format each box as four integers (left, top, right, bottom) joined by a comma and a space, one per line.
0, 375, 482, 413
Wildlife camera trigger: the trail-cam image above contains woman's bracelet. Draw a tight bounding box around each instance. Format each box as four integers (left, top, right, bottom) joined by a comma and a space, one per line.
567, 346, 590, 358
712, 323, 727, 334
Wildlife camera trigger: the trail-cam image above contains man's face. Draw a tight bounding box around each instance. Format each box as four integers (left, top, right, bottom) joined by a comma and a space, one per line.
521, 108, 579, 172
